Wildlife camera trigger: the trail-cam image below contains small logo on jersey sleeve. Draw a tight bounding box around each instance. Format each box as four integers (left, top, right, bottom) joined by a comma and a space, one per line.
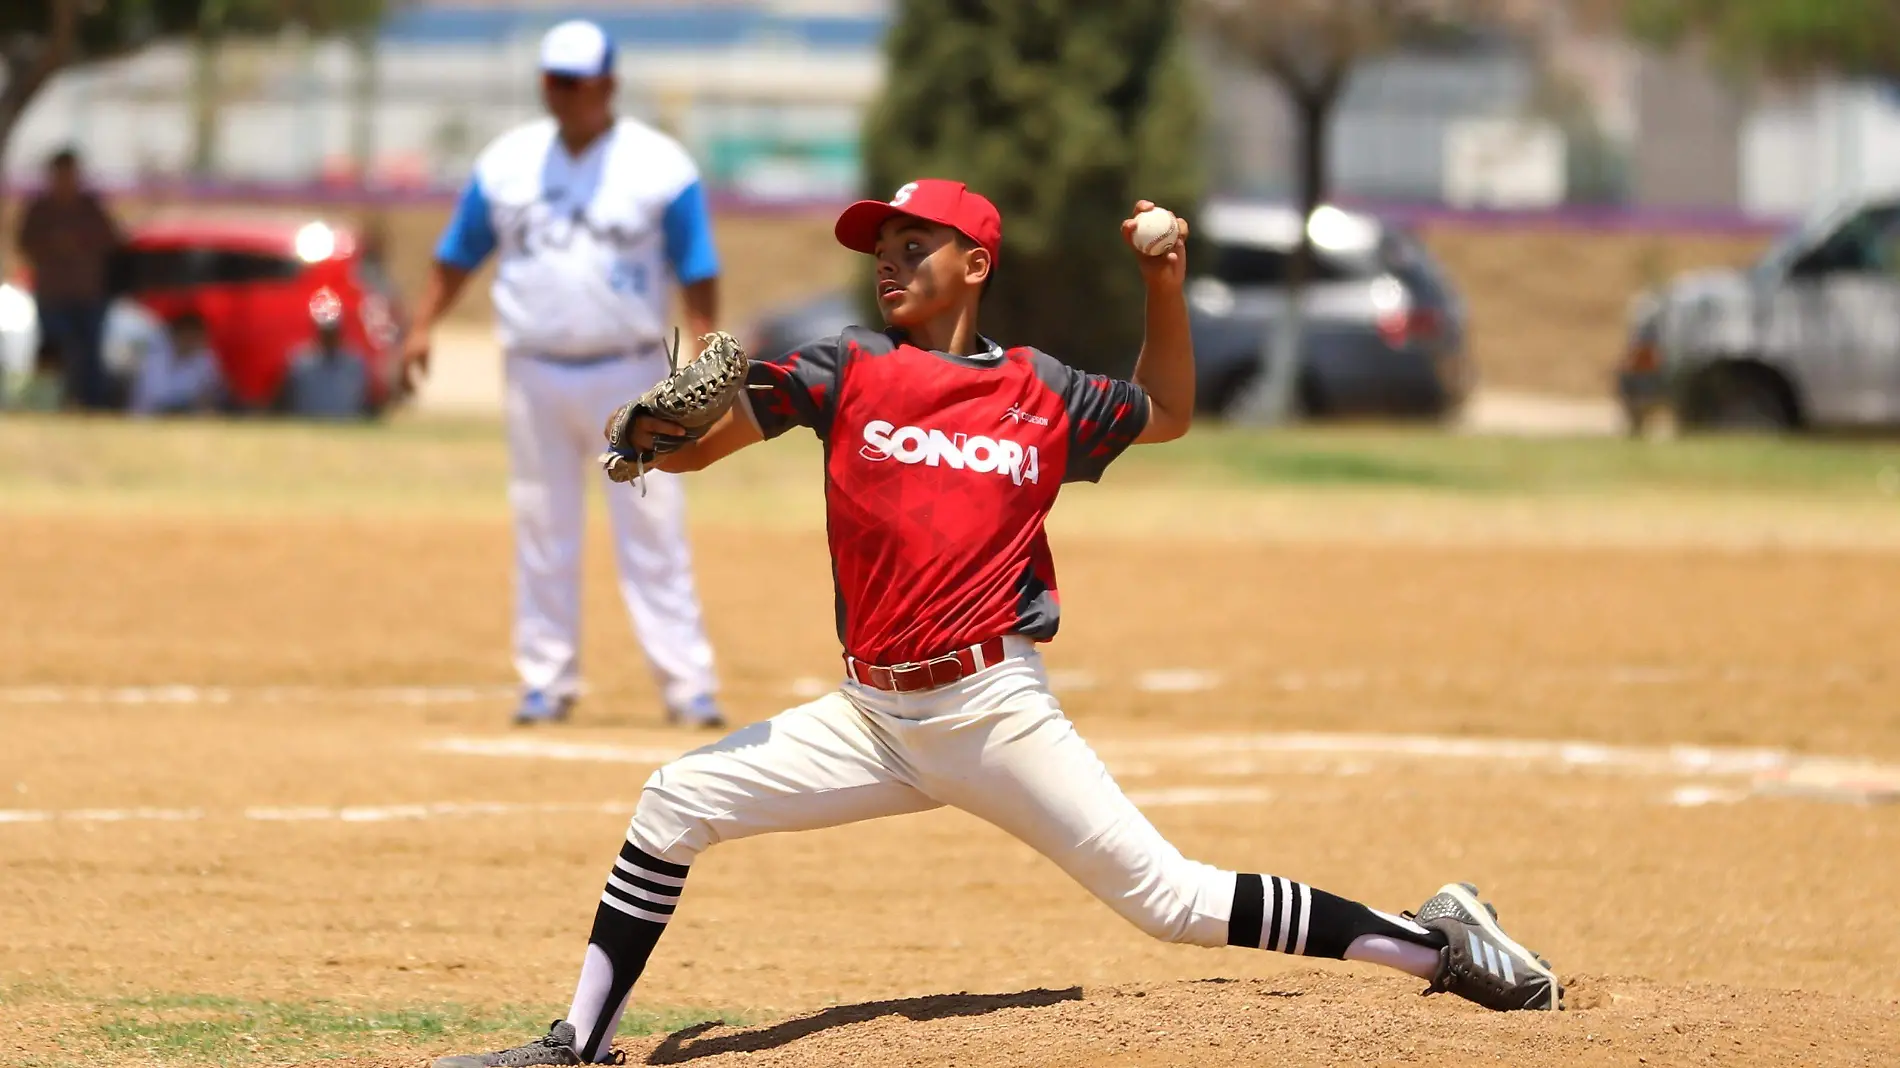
860, 420, 1040, 486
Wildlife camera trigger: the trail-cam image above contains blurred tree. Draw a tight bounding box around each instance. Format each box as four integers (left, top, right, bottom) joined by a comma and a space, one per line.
0, 0, 387, 209
1626, 0, 1900, 80
1191, 0, 1510, 422
860, 0, 1204, 376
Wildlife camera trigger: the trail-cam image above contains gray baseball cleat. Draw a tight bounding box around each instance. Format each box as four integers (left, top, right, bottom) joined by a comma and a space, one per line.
431, 1019, 614, 1068
1411, 882, 1563, 1011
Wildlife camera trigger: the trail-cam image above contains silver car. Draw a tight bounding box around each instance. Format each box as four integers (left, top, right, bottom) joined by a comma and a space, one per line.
1620, 196, 1900, 432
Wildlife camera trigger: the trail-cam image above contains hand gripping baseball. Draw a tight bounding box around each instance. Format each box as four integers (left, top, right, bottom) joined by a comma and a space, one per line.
600, 329, 751, 491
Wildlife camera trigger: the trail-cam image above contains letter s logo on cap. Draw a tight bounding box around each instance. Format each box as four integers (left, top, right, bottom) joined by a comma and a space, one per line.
891, 182, 918, 207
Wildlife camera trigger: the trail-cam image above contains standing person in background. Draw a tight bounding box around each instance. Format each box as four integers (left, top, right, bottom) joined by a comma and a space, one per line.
16, 147, 124, 411
398, 19, 726, 729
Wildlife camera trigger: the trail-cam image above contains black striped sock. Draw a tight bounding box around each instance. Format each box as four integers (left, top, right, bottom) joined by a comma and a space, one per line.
569, 841, 692, 1062
1225, 873, 1440, 959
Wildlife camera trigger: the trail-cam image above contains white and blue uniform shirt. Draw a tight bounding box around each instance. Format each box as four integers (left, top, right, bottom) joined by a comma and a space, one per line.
436, 117, 719, 358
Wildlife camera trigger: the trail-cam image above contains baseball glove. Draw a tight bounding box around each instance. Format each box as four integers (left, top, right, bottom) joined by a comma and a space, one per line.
600, 329, 751, 489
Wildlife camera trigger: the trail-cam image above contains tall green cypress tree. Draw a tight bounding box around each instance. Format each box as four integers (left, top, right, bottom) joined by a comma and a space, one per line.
861, 0, 1204, 376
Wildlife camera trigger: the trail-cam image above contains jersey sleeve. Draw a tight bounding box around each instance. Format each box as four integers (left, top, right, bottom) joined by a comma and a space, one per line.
434, 176, 498, 270
1034, 352, 1151, 483
744, 334, 845, 441
661, 181, 720, 286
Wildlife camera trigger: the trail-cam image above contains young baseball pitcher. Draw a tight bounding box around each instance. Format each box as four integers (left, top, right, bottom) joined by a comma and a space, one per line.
432, 181, 1562, 1068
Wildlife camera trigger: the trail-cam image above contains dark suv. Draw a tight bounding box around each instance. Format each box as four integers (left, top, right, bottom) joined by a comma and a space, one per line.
1185, 201, 1470, 418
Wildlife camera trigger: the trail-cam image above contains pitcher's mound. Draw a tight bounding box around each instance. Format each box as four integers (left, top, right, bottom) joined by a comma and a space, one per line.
611, 972, 1898, 1068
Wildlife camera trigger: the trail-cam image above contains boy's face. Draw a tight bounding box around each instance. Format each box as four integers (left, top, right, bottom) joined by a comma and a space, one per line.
872, 218, 987, 328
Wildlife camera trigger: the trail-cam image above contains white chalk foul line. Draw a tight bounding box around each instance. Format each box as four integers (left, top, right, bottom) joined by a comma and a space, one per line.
245, 800, 634, 822
0, 800, 636, 826
0, 685, 515, 707
8, 662, 1879, 709
0, 806, 205, 824
1134, 669, 1223, 694
423, 737, 686, 764
1125, 786, 1273, 807
1088, 731, 1799, 779
432, 730, 1801, 780
0, 787, 1281, 829
422, 730, 1900, 807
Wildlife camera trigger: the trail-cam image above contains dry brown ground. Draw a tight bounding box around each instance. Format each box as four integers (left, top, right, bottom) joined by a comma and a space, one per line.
1421, 225, 1769, 398
3, 497, 1898, 1066
80, 198, 1770, 400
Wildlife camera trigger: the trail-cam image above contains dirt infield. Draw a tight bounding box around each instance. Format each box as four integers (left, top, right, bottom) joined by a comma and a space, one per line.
4, 423, 1899, 1066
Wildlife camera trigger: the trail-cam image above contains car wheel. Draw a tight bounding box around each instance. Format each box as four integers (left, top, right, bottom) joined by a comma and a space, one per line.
1681, 365, 1797, 433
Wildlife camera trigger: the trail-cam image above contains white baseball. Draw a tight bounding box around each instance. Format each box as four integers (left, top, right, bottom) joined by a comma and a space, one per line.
1131, 207, 1180, 256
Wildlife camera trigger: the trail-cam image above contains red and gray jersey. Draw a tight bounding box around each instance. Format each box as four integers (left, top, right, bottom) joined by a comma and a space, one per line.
745, 326, 1149, 666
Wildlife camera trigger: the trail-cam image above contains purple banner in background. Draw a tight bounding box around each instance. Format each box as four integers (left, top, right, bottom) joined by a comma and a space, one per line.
75, 179, 830, 217
53, 180, 1796, 235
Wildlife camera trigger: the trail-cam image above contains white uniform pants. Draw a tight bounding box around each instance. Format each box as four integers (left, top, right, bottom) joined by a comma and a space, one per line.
629, 638, 1236, 946
504, 352, 717, 708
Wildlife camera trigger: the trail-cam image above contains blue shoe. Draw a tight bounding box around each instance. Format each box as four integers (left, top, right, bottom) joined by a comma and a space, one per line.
665, 694, 726, 729
512, 691, 574, 726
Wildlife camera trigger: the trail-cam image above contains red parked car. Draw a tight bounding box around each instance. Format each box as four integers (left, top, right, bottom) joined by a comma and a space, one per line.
113, 215, 405, 412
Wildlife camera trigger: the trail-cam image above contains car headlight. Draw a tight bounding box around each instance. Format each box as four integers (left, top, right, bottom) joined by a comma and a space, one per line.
295, 222, 338, 264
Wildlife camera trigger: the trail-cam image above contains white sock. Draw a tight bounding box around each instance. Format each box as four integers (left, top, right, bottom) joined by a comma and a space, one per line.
566, 943, 623, 1061
1345, 933, 1443, 980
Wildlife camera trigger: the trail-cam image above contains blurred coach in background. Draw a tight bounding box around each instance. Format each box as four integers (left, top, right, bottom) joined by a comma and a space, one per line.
399, 19, 725, 729
16, 147, 123, 411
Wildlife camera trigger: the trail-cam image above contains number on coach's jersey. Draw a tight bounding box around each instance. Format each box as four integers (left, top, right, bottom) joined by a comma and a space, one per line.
609, 261, 650, 296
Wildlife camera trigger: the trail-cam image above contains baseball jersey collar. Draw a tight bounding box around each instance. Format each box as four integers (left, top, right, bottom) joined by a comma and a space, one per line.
891, 329, 1007, 368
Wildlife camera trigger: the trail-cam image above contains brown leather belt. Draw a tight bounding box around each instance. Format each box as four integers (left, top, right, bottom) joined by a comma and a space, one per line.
845, 636, 1009, 694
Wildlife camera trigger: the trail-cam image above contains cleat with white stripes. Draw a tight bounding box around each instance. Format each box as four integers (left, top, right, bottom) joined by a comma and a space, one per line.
1411, 882, 1563, 1012
431, 1019, 607, 1067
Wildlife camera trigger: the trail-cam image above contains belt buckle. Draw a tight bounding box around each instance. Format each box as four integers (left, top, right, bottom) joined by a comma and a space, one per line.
888, 652, 964, 692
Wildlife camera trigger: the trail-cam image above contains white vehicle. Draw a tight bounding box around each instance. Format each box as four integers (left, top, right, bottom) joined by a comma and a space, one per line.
1620, 196, 1900, 432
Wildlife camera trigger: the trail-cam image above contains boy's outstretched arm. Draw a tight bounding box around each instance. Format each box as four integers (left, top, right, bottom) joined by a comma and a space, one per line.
652, 407, 762, 473
607, 405, 764, 476
1124, 200, 1194, 444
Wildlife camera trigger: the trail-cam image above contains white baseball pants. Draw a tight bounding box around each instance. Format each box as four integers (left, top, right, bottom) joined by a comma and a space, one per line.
628, 638, 1236, 946
504, 352, 717, 709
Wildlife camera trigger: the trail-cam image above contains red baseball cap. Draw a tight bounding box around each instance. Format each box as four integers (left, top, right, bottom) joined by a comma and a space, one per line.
834, 179, 1003, 264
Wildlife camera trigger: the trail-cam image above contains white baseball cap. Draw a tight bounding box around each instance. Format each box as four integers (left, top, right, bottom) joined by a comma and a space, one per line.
539, 19, 615, 78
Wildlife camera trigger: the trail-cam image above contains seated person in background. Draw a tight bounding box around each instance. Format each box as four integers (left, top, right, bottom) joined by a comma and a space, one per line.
281, 290, 369, 420
129, 311, 224, 416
